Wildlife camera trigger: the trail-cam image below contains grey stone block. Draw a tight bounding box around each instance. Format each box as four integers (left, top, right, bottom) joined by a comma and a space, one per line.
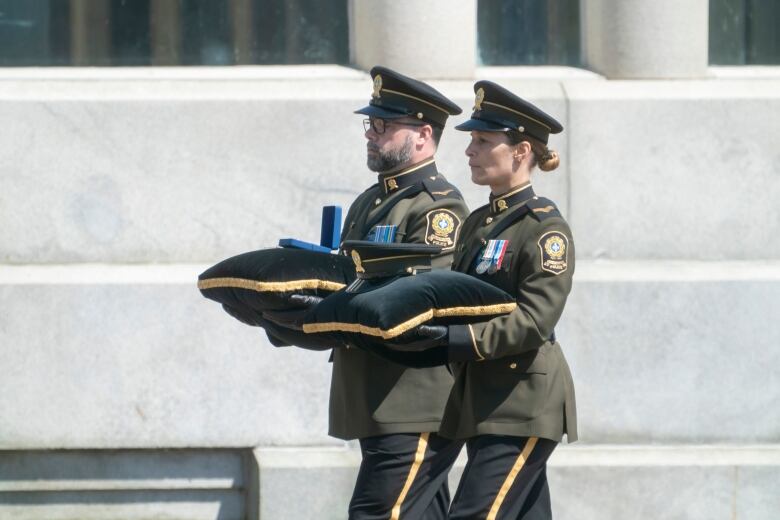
0, 95, 367, 264
0, 76, 567, 263
0, 449, 244, 491
0, 490, 245, 520
565, 80, 780, 260
0, 274, 340, 449
1, 261, 777, 448
561, 267, 780, 443
251, 445, 780, 520
0, 449, 247, 520
3, 74, 780, 264
254, 448, 361, 520
736, 466, 780, 520
549, 466, 734, 520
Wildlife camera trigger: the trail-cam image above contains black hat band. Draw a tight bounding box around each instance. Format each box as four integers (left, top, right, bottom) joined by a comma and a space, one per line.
381, 88, 451, 116
480, 100, 553, 131
372, 89, 450, 126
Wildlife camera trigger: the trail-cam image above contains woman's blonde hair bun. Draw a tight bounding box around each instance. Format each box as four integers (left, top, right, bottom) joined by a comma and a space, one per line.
538, 149, 560, 172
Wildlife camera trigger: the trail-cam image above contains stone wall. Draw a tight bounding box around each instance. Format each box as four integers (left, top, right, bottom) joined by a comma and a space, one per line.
1, 65, 778, 519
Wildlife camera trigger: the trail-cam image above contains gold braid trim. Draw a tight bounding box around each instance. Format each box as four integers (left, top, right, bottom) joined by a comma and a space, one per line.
432, 304, 516, 318
302, 302, 517, 339
197, 277, 346, 293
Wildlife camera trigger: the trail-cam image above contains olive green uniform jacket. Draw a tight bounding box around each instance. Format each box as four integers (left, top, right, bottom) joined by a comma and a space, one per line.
439, 183, 578, 443
329, 158, 470, 440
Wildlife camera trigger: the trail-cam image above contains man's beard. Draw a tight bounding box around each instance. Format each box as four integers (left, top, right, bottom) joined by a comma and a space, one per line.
367, 135, 414, 172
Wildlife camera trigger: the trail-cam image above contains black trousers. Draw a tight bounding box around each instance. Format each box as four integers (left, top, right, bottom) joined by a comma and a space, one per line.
448, 435, 557, 520
348, 432, 463, 520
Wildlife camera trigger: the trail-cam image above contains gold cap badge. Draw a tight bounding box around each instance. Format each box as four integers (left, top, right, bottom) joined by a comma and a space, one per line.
351, 250, 365, 273
474, 88, 485, 111
372, 75, 382, 98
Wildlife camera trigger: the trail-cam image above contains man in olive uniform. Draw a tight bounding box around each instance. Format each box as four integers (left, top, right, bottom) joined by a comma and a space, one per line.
334, 66, 469, 520
266, 67, 469, 519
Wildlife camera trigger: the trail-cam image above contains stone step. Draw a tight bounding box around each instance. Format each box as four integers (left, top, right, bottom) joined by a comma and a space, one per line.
0, 262, 777, 448
0, 445, 775, 519
0, 449, 247, 520
253, 444, 780, 520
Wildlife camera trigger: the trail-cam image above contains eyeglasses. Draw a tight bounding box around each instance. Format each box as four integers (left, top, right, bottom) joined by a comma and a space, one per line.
363, 118, 427, 134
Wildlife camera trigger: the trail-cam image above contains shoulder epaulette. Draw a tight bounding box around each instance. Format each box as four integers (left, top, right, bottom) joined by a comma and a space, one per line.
422, 174, 464, 201
526, 197, 562, 221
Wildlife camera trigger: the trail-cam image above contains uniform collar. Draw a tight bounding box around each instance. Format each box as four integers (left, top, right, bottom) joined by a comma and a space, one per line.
378, 157, 437, 195
489, 182, 535, 215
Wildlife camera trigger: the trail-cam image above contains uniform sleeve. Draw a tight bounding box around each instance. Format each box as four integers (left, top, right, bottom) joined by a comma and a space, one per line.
449, 219, 575, 361
403, 196, 470, 269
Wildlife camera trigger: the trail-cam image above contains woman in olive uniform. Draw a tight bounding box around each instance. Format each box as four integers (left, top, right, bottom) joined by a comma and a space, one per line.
441, 80, 577, 519
404, 81, 577, 519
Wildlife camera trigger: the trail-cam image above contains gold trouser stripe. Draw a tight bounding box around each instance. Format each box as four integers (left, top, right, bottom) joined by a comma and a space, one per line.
486, 437, 539, 520
390, 432, 430, 520
301, 302, 517, 339
197, 277, 346, 292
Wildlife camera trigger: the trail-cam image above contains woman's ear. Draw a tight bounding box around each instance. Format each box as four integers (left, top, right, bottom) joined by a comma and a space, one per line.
512, 140, 532, 161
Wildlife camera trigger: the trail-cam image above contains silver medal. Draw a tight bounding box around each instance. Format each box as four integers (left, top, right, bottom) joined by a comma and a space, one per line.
476, 260, 490, 274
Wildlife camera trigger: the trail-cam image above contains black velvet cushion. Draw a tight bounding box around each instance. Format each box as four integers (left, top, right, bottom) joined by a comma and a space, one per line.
301, 270, 516, 342
198, 248, 356, 316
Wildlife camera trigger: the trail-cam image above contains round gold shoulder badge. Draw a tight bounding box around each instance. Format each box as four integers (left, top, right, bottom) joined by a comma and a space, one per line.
538, 230, 569, 275
432, 212, 454, 235
545, 234, 566, 259
425, 209, 461, 250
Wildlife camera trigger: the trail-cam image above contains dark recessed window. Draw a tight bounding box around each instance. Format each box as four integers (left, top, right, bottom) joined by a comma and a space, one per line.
0, 0, 349, 66
477, 0, 581, 66
709, 0, 780, 65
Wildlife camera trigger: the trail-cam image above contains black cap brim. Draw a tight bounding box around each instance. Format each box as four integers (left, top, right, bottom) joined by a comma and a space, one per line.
354, 104, 408, 120
454, 118, 512, 132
